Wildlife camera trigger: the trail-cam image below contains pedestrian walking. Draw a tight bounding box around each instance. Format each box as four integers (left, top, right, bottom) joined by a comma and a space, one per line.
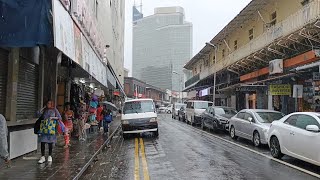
38, 100, 62, 164
78, 101, 88, 141
96, 104, 103, 131
0, 114, 10, 167
102, 106, 113, 135
63, 102, 74, 148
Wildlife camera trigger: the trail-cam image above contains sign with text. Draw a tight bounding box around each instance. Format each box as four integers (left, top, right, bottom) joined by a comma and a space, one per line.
53, 0, 75, 60
292, 85, 303, 98
269, 84, 291, 96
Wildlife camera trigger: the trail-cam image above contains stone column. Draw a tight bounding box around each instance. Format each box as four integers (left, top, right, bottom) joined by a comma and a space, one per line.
245, 93, 249, 109
38, 46, 45, 109
256, 90, 267, 109
5, 48, 19, 122
268, 91, 273, 110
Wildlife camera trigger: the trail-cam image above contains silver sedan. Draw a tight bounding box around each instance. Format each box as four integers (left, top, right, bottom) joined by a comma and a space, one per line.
229, 109, 284, 147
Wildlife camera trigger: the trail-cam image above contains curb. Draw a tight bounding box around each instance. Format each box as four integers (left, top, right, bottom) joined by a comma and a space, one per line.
72, 124, 121, 180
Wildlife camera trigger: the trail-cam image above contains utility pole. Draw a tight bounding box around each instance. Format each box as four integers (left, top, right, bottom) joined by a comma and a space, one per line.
206, 42, 217, 106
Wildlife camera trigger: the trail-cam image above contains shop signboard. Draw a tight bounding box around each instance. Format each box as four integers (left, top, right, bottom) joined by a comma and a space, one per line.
269, 84, 291, 96
53, 0, 76, 61
74, 24, 82, 66
313, 72, 320, 80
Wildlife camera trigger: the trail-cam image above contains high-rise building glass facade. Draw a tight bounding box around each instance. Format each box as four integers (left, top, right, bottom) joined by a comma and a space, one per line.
132, 7, 192, 91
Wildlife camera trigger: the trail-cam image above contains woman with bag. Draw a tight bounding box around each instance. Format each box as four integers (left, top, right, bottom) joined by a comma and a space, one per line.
38, 100, 63, 164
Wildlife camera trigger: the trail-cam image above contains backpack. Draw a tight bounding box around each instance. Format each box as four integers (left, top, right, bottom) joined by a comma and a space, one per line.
103, 115, 112, 123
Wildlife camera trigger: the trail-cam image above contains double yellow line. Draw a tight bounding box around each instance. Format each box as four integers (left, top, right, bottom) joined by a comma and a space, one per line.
134, 138, 150, 180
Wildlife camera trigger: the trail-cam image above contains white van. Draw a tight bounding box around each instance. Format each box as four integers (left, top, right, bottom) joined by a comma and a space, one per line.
186, 100, 213, 125
121, 99, 158, 138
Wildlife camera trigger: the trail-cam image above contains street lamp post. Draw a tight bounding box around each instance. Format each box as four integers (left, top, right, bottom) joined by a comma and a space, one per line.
172, 71, 182, 103
205, 42, 217, 106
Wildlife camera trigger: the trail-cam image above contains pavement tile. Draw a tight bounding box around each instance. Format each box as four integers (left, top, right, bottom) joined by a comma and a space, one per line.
0, 118, 120, 180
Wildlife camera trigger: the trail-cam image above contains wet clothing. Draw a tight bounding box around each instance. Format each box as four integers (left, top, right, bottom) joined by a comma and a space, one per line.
63, 110, 74, 132
41, 142, 53, 156
96, 106, 103, 122
39, 108, 62, 143
0, 114, 9, 160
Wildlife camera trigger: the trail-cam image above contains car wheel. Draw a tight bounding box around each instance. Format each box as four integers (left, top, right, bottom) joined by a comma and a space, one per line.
201, 120, 205, 130
230, 126, 237, 140
154, 129, 159, 137
270, 136, 284, 159
253, 131, 261, 147
212, 120, 218, 132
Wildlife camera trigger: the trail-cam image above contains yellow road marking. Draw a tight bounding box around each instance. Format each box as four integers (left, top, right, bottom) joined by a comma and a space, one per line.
134, 138, 140, 180
140, 138, 150, 180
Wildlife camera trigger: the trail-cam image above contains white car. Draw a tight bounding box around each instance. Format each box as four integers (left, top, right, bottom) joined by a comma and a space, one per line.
268, 112, 320, 166
121, 99, 158, 138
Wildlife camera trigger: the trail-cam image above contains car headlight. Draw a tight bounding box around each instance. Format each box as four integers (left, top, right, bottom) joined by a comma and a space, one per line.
122, 120, 129, 125
150, 118, 157, 122
194, 112, 202, 117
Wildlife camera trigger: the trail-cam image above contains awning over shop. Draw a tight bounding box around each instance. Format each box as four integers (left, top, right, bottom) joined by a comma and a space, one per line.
0, 0, 53, 46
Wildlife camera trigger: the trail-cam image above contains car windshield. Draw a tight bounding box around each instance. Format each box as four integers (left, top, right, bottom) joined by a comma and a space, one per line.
123, 101, 155, 114
256, 112, 284, 123
214, 108, 226, 115
194, 102, 213, 109
224, 108, 238, 115
176, 104, 186, 109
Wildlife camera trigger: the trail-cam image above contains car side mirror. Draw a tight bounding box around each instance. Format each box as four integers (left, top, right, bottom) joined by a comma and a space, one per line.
248, 117, 253, 122
191, 106, 194, 109
155, 105, 159, 109
306, 125, 320, 132
118, 109, 122, 114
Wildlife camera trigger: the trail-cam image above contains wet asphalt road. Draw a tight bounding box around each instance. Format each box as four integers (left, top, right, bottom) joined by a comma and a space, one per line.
82, 114, 320, 180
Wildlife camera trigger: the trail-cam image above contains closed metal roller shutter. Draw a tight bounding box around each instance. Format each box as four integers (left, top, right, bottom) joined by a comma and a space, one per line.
0, 49, 8, 115
16, 58, 39, 119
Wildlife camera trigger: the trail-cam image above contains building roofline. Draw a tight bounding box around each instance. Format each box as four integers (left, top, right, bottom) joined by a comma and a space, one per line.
184, 0, 267, 69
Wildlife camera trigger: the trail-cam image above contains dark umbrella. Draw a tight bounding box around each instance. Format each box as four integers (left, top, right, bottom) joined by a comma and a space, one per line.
101, 101, 118, 111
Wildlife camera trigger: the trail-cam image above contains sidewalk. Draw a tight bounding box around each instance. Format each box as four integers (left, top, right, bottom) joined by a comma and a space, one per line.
0, 118, 121, 180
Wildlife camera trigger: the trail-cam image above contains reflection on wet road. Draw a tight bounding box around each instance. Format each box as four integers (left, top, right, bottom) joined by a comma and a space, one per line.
82, 114, 320, 180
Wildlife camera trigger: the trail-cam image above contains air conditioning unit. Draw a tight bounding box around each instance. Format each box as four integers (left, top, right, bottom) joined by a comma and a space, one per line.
269, 59, 283, 75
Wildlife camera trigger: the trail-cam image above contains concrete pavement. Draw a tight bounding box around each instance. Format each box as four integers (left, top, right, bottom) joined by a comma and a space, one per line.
82, 114, 320, 180
0, 118, 121, 180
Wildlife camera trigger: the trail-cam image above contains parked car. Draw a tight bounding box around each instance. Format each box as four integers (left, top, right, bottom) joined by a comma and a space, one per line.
229, 109, 284, 147
268, 112, 320, 166
185, 100, 213, 125
165, 104, 173, 114
178, 106, 186, 121
201, 106, 237, 131
121, 99, 158, 138
172, 103, 186, 119
158, 105, 166, 113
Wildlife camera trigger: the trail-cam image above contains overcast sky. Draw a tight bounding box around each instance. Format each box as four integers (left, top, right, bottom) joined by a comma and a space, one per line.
124, 0, 252, 75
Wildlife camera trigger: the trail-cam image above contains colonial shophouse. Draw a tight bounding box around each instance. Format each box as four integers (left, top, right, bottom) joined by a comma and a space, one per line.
0, 0, 125, 159
184, 0, 320, 115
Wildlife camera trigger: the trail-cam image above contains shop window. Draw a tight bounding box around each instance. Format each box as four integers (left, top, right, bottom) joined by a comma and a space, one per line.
249, 28, 254, 41
194, 68, 197, 75
234, 40, 238, 50
270, 11, 277, 26
222, 49, 225, 58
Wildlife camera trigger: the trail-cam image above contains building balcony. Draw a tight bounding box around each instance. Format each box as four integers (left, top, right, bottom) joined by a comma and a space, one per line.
211, 0, 320, 75
185, 74, 200, 89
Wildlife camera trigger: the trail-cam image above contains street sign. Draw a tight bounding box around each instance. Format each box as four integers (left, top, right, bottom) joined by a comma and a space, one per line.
292, 85, 303, 98
269, 84, 291, 95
